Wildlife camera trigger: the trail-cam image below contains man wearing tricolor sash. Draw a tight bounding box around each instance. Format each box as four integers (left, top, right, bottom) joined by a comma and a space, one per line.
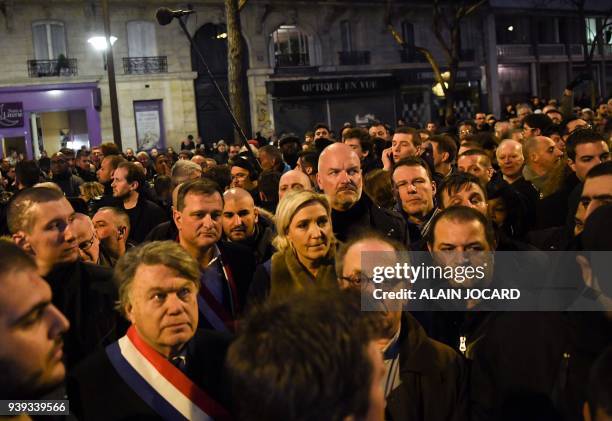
173, 180, 255, 333
68, 241, 232, 421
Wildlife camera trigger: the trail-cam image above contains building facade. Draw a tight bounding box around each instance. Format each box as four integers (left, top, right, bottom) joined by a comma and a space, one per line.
485, 0, 612, 118
0, 0, 198, 158
0, 0, 610, 157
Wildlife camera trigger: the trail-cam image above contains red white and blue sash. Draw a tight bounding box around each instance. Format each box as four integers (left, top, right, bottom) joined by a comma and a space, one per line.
106, 326, 230, 421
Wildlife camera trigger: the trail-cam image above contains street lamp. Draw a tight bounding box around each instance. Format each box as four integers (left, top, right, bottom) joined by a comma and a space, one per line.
87, 35, 117, 69
91, 0, 122, 150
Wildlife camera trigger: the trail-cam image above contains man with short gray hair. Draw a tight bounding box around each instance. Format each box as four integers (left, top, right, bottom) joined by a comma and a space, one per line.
171, 159, 202, 188
522, 136, 563, 193
68, 241, 232, 420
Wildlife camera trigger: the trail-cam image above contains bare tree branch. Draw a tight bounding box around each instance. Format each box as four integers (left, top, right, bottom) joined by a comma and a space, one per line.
387, 24, 405, 46
463, 0, 487, 17
238, 0, 248, 12
416, 46, 449, 94
432, 2, 453, 62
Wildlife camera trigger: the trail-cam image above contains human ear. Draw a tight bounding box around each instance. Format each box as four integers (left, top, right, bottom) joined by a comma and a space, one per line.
12, 232, 33, 254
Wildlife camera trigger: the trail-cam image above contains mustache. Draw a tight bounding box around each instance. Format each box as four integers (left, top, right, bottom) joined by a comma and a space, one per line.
197, 229, 218, 236
337, 182, 358, 191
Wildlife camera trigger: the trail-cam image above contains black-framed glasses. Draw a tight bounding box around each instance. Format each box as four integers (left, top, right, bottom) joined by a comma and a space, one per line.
78, 235, 96, 251
338, 272, 377, 286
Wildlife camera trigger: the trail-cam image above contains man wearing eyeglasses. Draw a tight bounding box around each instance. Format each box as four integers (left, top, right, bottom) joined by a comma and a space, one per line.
562, 118, 590, 145
72, 213, 115, 267
522, 114, 553, 140
457, 121, 476, 142
230, 155, 260, 204
7, 187, 119, 368
335, 233, 467, 421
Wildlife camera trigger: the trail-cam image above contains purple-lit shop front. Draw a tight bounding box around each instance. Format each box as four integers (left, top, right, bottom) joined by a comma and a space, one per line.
0, 82, 101, 159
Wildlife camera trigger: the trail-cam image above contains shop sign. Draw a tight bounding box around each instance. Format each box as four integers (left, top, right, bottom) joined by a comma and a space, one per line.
0, 102, 24, 128
268, 76, 396, 98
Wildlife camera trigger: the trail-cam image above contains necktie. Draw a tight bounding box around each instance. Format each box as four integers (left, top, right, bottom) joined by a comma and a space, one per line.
170, 355, 187, 372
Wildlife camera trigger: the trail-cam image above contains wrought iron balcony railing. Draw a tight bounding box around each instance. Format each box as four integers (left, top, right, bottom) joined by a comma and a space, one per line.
536, 44, 566, 56
338, 50, 371, 65
122, 56, 168, 74
28, 58, 78, 77
496, 44, 534, 58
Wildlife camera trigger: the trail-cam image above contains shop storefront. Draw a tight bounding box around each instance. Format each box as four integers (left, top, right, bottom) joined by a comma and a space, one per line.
266, 75, 398, 135
0, 82, 101, 159
396, 67, 483, 126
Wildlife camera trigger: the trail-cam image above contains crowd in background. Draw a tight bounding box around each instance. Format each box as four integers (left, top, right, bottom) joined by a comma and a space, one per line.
1, 80, 612, 421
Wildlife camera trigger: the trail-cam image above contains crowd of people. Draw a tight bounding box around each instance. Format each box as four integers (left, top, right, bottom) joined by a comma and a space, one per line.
1, 86, 612, 421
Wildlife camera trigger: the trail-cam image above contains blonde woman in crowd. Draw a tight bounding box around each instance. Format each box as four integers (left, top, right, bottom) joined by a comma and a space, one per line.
248, 190, 338, 304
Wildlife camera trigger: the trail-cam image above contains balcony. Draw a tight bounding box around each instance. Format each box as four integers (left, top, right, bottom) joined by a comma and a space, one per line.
338, 50, 371, 66
536, 44, 565, 56
123, 56, 168, 75
496, 44, 534, 59
568, 44, 584, 56
28, 58, 78, 77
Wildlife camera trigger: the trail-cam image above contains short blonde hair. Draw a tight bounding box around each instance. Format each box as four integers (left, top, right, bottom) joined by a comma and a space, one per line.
114, 241, 200, 318
273, 190, 333, 252
79, 181, 104, 202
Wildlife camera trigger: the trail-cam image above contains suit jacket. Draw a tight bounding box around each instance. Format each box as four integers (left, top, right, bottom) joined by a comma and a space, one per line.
67, 329, 233, 421
197, 241, 256, 332
386, 313, 468, 421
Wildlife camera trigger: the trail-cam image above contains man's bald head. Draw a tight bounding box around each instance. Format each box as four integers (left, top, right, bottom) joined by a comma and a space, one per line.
318, 143, 360, 173
72, 213, 99, 263
278, 169, 312, 199
222, 188, 258, 242
497, 139, 522, 156
317, 143, 363, 211
72, 213, 95, 235
223, 187, 255, 206
523, 136, 563, 175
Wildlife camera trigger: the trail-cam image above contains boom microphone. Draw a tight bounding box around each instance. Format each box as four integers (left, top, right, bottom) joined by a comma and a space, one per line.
156, 7, 195, 26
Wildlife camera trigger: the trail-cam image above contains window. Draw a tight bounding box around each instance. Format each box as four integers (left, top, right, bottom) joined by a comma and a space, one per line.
340, 20, 352, 51
401, 21, 415, 47
559, 17, 582, 44
271, 25, 311, 67
32, 21, 66, 60
127, 21, 158, 57
495, 16, 531, 44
